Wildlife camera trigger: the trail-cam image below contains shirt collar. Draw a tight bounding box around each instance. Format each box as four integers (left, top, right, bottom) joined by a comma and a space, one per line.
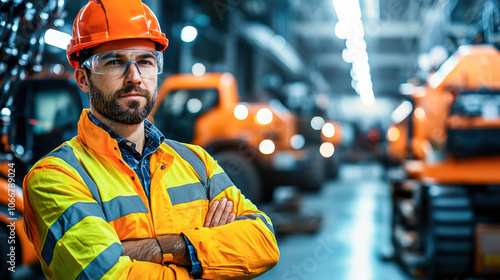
144, 116, 166, 149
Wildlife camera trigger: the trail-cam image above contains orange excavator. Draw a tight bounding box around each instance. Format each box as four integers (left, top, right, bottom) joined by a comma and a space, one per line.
389, 45, 500, 279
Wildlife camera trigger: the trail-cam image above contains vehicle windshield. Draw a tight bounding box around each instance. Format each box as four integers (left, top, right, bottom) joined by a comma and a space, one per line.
32, 89, 80, 135
450, 91, 500, 118
154, 88, 219, 143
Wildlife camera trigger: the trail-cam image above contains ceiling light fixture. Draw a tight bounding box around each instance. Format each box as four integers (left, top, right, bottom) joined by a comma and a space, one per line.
332, 0, 375, 106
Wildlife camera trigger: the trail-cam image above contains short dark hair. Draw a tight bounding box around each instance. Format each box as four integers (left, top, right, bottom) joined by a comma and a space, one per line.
72, 48, 95, 68
69, 48, 94, 78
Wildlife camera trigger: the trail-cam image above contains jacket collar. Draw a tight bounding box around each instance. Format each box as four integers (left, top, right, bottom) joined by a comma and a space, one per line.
77, 109, 174, 166
77, 109, 123, 157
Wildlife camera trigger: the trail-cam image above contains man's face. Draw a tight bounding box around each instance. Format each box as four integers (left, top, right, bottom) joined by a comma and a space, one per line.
86, 39, 158, 125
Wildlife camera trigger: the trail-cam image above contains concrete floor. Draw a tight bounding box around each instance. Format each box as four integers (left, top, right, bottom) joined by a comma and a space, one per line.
257, 163, 414, 280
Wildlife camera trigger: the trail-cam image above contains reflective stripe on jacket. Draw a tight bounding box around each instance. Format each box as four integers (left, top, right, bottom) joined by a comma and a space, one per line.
23, 109, 279, 279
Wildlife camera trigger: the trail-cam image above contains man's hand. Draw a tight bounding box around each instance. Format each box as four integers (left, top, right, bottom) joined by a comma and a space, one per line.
204, 198, 236, 228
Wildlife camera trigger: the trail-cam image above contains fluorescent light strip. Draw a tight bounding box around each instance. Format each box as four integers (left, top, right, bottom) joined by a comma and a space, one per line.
332, 0, 374, 105
44, 28, 71, 50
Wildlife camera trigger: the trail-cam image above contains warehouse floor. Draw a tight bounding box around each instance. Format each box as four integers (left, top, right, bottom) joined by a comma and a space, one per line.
257, 163, 414, 280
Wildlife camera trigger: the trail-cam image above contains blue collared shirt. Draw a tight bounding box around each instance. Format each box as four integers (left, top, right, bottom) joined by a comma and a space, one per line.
88, 112, 163, 198
88, 112, 202, 277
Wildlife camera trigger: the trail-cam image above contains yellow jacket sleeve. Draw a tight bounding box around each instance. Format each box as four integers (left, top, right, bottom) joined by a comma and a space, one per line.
23, 161, 192, 280
182, 155, 280, 279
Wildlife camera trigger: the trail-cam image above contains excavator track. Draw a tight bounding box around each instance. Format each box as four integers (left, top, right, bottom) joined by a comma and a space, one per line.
426, 185, 475, 279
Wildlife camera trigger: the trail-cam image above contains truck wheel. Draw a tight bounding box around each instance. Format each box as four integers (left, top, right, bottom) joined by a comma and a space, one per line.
213, 152, 263, 203
425, 186, 474, 279
298, 148, 325, 192
0, 225, 13, 280
325, 154, 340, 180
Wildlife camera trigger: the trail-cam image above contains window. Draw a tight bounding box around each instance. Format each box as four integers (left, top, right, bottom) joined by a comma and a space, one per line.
154, 88, 219, 142
32, 89, 80, 135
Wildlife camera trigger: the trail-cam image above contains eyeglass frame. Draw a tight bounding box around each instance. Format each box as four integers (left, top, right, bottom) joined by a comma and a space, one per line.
81, 49, 164, 77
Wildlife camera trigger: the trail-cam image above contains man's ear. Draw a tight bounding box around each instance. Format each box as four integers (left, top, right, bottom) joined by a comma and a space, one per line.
74, 68, 90, 93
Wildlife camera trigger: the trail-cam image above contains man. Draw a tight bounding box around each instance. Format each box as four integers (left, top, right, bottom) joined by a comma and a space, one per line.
22, 0, 279, 279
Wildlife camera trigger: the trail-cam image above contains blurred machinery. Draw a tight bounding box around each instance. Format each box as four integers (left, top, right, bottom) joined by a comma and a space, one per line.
0, 0, 68, 278
388, 45, 500, 279
292, 114, 342, 188
387, 101, 413, 165
152, 72, 323, 202
281, 81, 343, 186
366, 124, 389, 165
0, 0, 64, 108
320, 120, 342, 179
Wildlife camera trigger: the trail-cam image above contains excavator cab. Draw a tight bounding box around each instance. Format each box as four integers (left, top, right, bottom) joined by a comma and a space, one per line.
447, 89, 500, 158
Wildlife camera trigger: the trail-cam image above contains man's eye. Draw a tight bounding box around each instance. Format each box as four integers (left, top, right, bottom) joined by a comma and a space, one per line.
138, 59, 155, 66
105, 60, 125, 66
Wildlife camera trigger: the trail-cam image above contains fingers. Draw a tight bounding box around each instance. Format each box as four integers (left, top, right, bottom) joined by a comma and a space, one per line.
204, 198, 236, 228
210, 198, 228, 228
217, 200, 233, 227
204, 200, 219, 227
228, 213, 236, 223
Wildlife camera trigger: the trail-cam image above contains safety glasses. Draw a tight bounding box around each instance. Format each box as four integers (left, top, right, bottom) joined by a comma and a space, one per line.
82, 49, 163, 77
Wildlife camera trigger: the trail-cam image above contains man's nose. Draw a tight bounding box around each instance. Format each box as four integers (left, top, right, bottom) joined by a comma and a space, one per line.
122, 61, 142, 84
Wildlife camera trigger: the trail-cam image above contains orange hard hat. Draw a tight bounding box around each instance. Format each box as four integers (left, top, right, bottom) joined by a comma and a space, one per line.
67, 0, 169, 68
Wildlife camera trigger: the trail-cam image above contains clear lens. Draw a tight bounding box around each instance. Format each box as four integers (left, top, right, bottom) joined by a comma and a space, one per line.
83, 50, 163, 77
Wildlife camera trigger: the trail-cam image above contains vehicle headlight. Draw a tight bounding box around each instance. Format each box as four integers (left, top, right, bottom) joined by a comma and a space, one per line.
256, 108, 273, 125
321, 123, 336, 138
387, 127, 400, 142
259, 139, 275, 155
414, 107, 426, 120
234, 104, 249, 120
319, 142, 335, 158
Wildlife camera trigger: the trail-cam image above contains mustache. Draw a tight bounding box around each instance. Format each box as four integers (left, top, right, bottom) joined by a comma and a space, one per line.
114, 85, 150, 97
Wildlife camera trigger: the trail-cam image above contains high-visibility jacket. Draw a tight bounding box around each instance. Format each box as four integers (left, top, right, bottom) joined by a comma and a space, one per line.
23, 109, 279, 280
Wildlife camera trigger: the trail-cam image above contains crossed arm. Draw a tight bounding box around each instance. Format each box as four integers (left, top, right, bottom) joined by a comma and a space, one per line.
121, 198, 236, 265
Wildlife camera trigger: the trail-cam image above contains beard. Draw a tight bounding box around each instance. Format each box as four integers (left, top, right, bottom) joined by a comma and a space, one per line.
88, 79, 156, 125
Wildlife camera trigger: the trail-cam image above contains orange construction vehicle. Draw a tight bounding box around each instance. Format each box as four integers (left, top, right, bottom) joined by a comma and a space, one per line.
389, 45, 500, 279
151, 72, 316, 202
